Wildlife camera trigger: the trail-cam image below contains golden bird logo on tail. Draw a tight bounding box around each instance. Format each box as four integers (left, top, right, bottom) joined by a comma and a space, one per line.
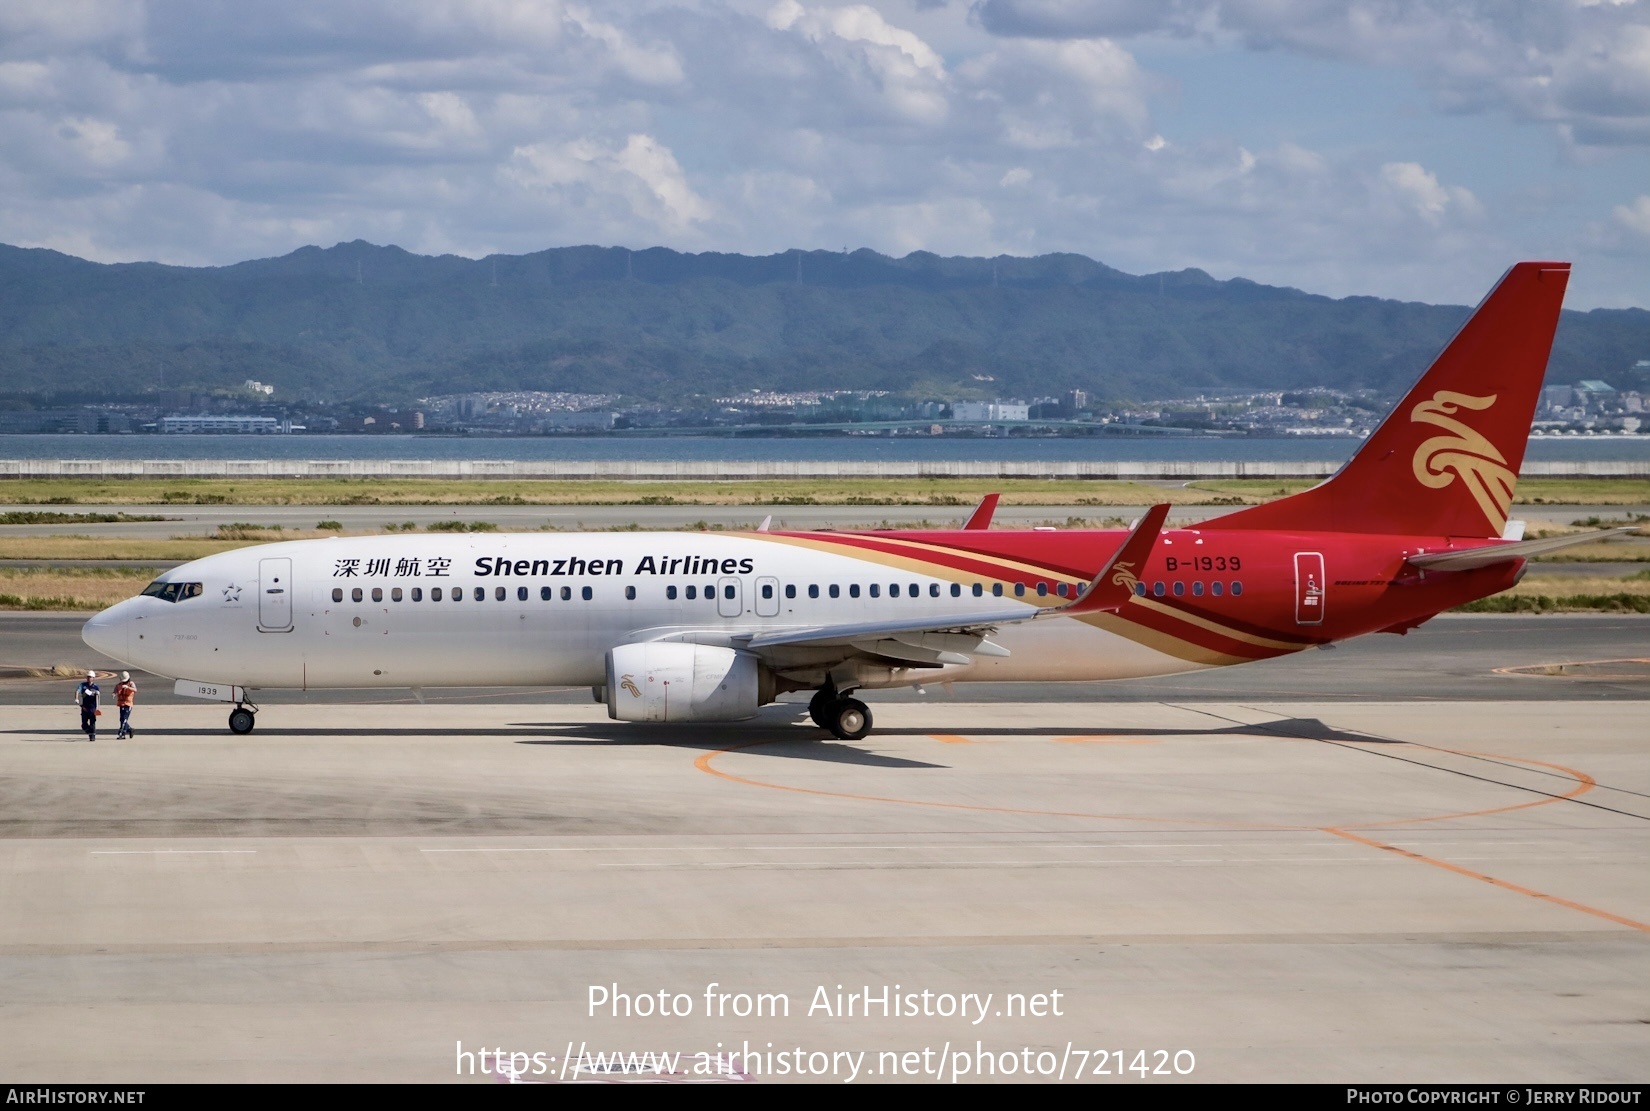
1109, 560, 1140, 591
1409, 391, 1517, 533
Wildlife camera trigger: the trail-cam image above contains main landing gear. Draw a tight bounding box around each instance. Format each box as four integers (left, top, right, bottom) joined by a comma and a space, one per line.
808, 686, 872, 741
227, 704, 257, 735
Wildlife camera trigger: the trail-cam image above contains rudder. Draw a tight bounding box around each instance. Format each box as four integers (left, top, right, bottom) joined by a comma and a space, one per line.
1204, 261, 1570, 538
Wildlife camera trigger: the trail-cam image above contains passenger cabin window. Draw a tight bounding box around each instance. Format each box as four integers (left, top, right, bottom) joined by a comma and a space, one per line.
517, 586, 528, 601
685, 585, 696, 600
808, 585, 819, 599
432, 587, 444, 601
141, 581, 203, 603
829, 585, 840, 599
391, 587, 403, 602
666, 585, 678, 600
583, 586, 594, 600
1036, 583, 1048, 597
411, 587, 423, 601
371, 587, 383, 602
541, 586, 552, 600
352, 587, 363, 602
849, 584, 860, 598
625, 585, 636, 600
869, 584, 880, 598
1211, 582, 1223, 597
1231, 582, 1244, 596
495, 586, 506, 601
972, 583, 982, 597
1015, 583, 1026, 597
992, 583, 1003, 597
561, 586, 572, 601
331, 587, 343, 603
761, 583, 774, 600
474, 587, 485, 601
785, 584, 796, 600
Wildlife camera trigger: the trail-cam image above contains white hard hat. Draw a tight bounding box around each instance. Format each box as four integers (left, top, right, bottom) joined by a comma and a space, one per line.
87, 670, 95, 678
121, 672, 130, 681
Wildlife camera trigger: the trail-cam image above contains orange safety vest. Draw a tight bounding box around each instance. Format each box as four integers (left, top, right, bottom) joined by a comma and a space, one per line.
116, 681, 136, 707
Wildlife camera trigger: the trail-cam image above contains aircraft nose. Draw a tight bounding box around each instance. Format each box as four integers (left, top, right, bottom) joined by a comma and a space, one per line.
82, 604, 130, 662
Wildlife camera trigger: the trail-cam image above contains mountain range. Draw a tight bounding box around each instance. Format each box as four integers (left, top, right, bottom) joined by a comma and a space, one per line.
1, 241, 1645, 404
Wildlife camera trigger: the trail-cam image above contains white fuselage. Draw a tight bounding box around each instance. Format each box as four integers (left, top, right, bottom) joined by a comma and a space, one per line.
81, 532, 1213, 691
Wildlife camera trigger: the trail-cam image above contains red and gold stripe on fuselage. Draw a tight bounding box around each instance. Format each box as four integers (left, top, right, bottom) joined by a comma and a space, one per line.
757, 529, 1320, 668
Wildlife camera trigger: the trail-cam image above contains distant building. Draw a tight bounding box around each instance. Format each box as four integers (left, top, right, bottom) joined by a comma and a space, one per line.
0, 409, 132, 433
159, 416, 293, 434
1541, 385, 1574, 410
952, 400, 1030, 422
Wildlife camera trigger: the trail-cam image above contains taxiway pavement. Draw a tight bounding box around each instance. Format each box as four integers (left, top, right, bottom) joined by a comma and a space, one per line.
0, 625, 1646, 1082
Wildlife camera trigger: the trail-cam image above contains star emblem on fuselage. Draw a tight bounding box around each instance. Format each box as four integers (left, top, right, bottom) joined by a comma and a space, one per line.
222, 583, 242, 602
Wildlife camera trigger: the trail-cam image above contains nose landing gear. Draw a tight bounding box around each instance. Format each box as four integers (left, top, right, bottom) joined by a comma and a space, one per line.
228, 704, 257, 735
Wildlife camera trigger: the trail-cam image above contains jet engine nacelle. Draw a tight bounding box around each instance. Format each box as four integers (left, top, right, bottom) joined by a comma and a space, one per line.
604, 643, 770, 722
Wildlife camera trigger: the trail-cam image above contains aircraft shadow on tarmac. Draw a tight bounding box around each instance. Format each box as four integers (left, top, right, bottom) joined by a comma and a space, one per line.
3, 716, 1392, 759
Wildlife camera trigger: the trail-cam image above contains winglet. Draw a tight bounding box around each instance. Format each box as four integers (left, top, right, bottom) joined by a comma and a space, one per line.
1049, 503, 1170, 616
962, 493, 999, 530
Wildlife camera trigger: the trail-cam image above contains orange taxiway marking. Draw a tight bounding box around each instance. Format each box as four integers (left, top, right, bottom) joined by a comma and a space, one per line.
1323, 826, 1650, 934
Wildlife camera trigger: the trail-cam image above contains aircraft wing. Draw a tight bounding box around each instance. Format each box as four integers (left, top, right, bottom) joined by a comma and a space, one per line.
1405, 526, 1639, 571
734, 504, 1172, 666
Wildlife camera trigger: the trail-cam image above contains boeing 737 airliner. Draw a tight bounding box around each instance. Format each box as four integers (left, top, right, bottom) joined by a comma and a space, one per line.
82, 262, 1624, 738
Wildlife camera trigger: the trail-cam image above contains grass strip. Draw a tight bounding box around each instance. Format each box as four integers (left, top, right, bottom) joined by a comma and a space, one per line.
1457, 594, 1650, 614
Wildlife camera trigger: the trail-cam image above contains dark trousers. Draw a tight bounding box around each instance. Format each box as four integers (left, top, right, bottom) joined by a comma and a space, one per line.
118, 706, 131, 736
81, 708, 96, 737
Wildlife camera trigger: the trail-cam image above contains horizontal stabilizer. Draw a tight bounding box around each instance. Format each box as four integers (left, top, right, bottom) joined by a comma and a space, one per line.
1404, 527, 1639, 571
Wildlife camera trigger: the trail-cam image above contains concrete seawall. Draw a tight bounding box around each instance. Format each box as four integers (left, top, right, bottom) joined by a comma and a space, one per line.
1, 458, 1647, 480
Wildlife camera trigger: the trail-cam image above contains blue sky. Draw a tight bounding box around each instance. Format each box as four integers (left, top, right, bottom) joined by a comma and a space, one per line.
1, 0, 1647, 308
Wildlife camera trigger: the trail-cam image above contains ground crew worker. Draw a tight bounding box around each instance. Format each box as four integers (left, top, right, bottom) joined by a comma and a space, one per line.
75, 671, 100, 742
115, 671, 137, 739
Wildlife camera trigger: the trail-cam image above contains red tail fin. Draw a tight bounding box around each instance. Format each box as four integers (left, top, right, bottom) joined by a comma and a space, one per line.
1204, 262, 1570, 538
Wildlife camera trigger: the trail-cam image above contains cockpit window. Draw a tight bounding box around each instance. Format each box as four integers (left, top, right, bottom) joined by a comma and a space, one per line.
140, 581, 203, 603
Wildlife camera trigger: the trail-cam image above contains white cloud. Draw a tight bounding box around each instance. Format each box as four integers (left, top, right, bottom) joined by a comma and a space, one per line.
973, 0, 1650, 148
767, 1, 952, 124
506, 133, 713, 236
1378, 161, 1482, 226
1615, 194, 1650, 237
